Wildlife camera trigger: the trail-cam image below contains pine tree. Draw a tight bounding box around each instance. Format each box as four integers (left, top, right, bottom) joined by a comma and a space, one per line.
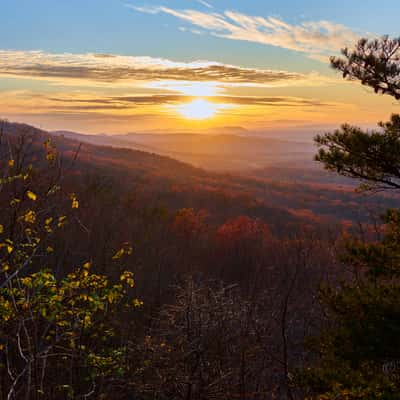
298, 36, 400, 399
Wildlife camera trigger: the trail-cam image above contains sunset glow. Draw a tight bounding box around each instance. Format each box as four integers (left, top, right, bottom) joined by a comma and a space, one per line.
0, 1, 398, 133
175, 99, 223, 120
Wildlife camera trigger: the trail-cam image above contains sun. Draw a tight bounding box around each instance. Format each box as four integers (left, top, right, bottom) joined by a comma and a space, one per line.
176, 99, 219, 120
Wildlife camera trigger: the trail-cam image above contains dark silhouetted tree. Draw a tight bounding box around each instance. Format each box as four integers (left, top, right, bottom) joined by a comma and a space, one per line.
299, 36, 400, 399
331, 36, 400, 99
316, 36, 400, 191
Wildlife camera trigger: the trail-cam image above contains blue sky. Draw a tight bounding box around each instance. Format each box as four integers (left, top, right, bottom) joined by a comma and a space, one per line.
0, 0, 398, 133
2, 0, 399, 69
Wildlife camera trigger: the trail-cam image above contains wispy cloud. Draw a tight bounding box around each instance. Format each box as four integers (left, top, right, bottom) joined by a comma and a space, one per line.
1, 90, 338, 114
109, 94, 334, 108
196, 0, 213, 9
131, 5, 361, 59
44, 93, 341, 111
0, 49, 318, 86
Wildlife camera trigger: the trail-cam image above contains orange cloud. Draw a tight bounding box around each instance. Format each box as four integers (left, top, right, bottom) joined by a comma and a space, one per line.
0, 50, 310, 86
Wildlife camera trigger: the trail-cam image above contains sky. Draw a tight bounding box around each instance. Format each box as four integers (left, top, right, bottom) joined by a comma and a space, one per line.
0, 0, 399, 134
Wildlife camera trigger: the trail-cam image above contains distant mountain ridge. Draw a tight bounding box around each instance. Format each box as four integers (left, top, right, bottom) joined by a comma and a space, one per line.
52, 129, 315, 171
3, 120, 397, 226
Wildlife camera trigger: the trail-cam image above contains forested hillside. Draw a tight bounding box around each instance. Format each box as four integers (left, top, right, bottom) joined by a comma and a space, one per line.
0, 118, 339, 399
1, 35, 399, 400
52, 123, 399, 226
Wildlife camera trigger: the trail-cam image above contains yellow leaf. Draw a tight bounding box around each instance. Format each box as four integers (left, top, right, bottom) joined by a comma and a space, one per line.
83, 315, 91, 327
57, 216, 67, 228
44, 217, 53, 233
120, 271, 135, 287
10, 198, 21, 207
133, 299, 143, 307
21, 210, 36, 224
46, 152, 55, 162
107, 292, 115, 303
7, 245, 13, 254
112, 249, 124, 260
70, 193, 79, 209
46, 246, 54, 253
0, 224, 3, 234
26, 191, 37, 201
83, 262, 91, 269
8, 159, 14, 167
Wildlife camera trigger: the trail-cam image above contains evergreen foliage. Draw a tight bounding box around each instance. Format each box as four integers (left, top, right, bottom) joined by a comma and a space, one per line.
299, 36, 400, 399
